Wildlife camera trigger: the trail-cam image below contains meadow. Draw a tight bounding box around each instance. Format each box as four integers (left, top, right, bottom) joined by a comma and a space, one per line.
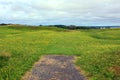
0, 25, 120, 80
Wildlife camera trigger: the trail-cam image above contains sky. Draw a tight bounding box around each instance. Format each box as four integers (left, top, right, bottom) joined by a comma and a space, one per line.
0, 0, 120, 26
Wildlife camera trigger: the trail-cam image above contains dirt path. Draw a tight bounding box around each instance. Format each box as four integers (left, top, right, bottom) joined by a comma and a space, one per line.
22, 55, 85, 80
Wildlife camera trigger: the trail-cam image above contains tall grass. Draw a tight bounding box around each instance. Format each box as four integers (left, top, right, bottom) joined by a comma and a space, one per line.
0, 26, 120, 80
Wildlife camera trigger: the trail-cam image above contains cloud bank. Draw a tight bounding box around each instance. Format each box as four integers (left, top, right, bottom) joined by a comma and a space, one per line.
0, 0, 120, 25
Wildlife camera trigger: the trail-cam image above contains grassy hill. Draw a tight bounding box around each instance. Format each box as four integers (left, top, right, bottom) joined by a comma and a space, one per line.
0, 25, 120, 80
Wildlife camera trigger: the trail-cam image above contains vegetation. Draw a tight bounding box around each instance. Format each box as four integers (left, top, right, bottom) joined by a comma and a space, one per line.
0, 25, 120, 80
46, 25, 106, 29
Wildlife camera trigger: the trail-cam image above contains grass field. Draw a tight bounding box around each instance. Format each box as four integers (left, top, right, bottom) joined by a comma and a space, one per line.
0, 25, 120, 80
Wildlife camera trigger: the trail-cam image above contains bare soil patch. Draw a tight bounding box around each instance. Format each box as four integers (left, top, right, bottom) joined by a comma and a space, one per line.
22, 55, 85, 80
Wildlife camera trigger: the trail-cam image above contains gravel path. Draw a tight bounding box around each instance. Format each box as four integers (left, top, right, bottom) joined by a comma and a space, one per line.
22, 55, 85, 80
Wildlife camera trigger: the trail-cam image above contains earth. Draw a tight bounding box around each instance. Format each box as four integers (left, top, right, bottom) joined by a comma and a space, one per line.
22, 55, 86, 80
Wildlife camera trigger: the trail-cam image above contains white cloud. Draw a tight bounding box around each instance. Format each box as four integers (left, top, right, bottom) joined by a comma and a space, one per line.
0, 0, 120, 25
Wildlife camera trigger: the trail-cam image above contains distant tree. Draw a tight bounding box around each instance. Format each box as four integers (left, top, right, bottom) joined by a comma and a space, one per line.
39, 24, 43, 26
0, 23, 7, 25
67, 25, 76, 30
106, 27, 111, 29
77, 26, 91, 29
54, 25, 66, 28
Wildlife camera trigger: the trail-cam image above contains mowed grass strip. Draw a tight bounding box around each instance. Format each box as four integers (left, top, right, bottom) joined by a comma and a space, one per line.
0, 25, 120, 80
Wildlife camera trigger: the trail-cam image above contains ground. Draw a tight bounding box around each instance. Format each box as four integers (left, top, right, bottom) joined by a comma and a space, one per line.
0, 25, 120, 80
22, 55, 85, 80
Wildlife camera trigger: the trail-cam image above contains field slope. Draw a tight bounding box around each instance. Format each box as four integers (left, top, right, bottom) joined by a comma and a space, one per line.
0, 25, 120, 80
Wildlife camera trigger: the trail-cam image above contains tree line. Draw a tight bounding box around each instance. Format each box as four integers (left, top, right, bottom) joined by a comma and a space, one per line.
41, 25, 111, 30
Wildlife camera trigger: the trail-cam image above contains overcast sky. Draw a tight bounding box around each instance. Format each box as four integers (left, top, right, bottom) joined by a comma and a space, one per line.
0, 0, 120, 26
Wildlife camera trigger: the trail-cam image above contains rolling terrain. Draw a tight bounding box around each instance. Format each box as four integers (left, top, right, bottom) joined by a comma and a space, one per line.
0, 25, 120, 80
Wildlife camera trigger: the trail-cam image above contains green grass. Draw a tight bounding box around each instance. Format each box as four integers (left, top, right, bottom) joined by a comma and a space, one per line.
0, 25, 120, 80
